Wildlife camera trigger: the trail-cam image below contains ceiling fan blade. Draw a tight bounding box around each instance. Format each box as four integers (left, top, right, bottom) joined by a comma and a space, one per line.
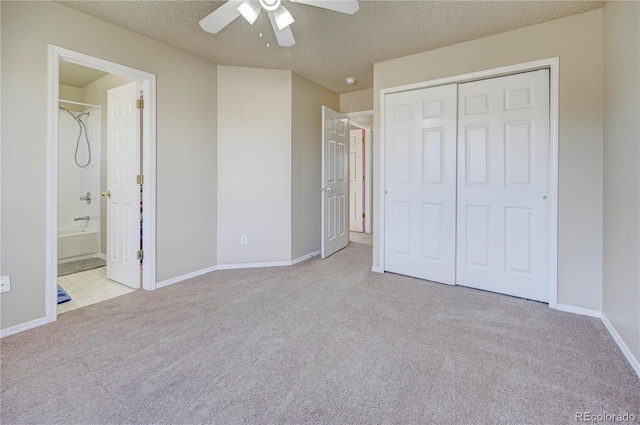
237, 1, 261, 25
272, 4, 295, 30
268, 12, 295, 47
289, 0, 359, 15
199, 0, 244, 34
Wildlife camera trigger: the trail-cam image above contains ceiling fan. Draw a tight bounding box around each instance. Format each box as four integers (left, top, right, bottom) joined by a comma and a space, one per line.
199, 0, 360, 47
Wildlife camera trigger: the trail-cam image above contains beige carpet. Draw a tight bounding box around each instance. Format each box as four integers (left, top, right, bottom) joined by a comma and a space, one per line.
1, 242, 639, 424
350, 231, 373, 245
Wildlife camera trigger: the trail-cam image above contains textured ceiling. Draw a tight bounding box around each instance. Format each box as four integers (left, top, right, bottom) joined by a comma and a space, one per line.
59, 0, 604, 94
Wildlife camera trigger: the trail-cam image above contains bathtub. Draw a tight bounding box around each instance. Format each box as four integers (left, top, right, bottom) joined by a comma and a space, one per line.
58, 226, 100, 260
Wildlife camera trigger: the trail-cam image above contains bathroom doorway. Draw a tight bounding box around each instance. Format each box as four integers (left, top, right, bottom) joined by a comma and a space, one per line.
56, 63, 139, 314
46, 46, 157, 323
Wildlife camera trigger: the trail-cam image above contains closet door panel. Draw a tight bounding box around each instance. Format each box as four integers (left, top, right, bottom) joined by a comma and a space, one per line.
384, 84, 457, 284
456, 69, 550, 302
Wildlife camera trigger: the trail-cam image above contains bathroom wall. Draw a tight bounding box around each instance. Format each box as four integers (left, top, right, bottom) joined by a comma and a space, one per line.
59, 85, 84, 112
58, 80, 102, 262
57, 108, 101, 239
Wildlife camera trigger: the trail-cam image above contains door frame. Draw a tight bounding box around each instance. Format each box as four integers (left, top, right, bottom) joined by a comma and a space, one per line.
46, 45, 158, 324
377, 58, 559, 308
346, 111, 373, 233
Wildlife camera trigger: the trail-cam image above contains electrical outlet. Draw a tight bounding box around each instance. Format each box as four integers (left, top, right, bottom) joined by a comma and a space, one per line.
240, 234, 248, 245
0, 275, 12, 294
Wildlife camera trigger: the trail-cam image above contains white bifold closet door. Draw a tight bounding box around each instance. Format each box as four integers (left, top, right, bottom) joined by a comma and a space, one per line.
384, 69, 550, 302
456, 69, 550, 302
384, 84, 458, 284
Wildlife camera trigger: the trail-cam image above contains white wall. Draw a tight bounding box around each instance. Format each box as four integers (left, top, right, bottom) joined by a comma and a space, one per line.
217, 68, 338, 264
340, 88, 373, 114
350, 115, 373, 128
291, 73, 340, 259
217, 66, 292, 265
373, 10, 604, 311
1, 1, 217, 330
602, 0, 640, 366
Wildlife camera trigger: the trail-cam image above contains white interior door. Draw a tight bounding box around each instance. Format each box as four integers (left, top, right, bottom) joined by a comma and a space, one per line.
321, 106, 349, 259
456, 69, 550, 301
349, 128, 364, 232
106, 81, 141, 289
384, 84, 458, 284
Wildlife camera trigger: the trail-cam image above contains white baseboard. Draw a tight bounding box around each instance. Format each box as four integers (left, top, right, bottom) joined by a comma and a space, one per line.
371, 266, 384, 273
0, 317, 48, 338
554, 304, 639, 378
155, 265, 218, 289
554, 303, 602, 318
218, 251, 321, 270
157, 251, 323, 289
217, 261, 291, 270
291, 250, 321, 265
601, 313, 640, 378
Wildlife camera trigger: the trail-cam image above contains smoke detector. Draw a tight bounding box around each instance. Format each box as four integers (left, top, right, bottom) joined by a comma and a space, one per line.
345, 77, 357, 85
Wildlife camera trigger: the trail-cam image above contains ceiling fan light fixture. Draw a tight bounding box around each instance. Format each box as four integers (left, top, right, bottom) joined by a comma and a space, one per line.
237, 1, 261, 25
259, 0, 281, 12
272, 5, 295, 30
200, 0, 360, 47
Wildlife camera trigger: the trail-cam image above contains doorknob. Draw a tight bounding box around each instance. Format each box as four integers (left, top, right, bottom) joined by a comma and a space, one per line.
101, 190, 111, 198
325, 187, 332, 193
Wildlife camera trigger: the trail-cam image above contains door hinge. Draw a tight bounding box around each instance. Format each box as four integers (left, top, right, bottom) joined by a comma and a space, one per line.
362, 213, 365, 218
137, 250, 144, 261
136, 99, 144, 109
137, 174, 144, 185
362, 175, 365, 181
362, 139, 365, 144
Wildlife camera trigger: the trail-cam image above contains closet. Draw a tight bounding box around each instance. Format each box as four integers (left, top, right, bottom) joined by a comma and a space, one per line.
384, 69, 550, 302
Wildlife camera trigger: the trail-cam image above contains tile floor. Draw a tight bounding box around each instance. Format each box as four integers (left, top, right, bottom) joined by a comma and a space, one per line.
57, 267, 136, 315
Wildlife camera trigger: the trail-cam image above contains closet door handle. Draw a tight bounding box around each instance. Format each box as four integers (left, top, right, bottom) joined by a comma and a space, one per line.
101, 191, 111, 198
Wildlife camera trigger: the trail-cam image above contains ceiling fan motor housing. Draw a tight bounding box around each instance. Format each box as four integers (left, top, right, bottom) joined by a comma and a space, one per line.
260, 0, 281, 12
